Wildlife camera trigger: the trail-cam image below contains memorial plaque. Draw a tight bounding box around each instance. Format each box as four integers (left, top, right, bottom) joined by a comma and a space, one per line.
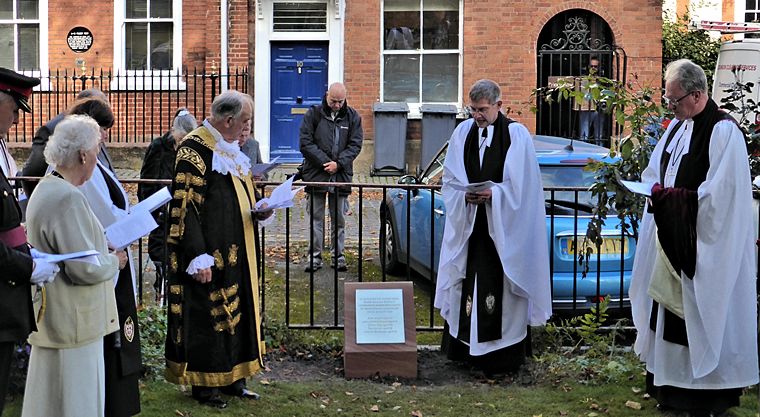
355, 288, 405, 344
344, 282, 416, 379
67, 27, 93, 53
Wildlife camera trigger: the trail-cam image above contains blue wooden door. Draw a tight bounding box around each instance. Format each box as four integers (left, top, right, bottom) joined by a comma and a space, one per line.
270, 42, 328, 162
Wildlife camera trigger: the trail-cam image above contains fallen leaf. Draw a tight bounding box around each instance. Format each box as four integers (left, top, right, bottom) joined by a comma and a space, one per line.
174, 411, 185, 417
642, 393, 651, 399
370, 405, 380, 412
631, 387, 641, 393
589, 403, 600, 410
560, 412, 568, 416
392, 406, 401, 410
385, 390, 394, 394
345, 391, 354, 396
391, 382, 402, 388
587, 413, 598, 417
625, 400, 641, 410
410, 411, 423, 417
532, 415, 543, 417
259, 379, 270, 385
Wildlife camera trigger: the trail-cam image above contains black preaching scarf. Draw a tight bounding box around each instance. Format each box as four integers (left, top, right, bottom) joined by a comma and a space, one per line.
457, 112, 512, 343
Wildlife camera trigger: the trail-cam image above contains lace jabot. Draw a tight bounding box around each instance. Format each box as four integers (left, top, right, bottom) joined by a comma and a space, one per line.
204, 120, 251, 177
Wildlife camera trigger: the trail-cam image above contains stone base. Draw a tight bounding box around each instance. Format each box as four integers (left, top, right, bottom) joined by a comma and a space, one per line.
343, 281, 417, 379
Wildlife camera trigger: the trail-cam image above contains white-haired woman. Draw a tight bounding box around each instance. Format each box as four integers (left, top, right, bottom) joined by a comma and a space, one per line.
21, 115, 127, 417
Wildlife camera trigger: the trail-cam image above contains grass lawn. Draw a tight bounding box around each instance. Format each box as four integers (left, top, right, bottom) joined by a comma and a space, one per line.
3, 374, 758, 416
3, 249, 758, 417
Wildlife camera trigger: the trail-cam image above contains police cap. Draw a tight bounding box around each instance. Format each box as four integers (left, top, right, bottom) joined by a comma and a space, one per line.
0, 67, 41, 113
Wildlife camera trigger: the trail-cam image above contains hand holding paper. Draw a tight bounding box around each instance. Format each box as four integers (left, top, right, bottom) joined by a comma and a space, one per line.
620, 180, 656, 197
254, 175, 304, 212
448, 180, 495, 193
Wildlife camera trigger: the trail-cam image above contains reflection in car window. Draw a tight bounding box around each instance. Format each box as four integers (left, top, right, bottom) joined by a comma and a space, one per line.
422, 146, 447, 186
541, 165, 595, 206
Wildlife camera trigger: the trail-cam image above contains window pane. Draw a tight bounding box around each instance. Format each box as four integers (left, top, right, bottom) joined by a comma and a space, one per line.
17, 24, 38, 70
17, 0, 37, 19
384, 0, 420, 50
747, 0, 756, 11
422, 54, 457, 102
384, 54, 420, 102
422, 10, 457, 49
126, 22, 147, 70
150, 0, 171, 18
0, 24, 13, 68
149, 22, 172, 69
126, 0, 147, 19
0, 0, 12, 20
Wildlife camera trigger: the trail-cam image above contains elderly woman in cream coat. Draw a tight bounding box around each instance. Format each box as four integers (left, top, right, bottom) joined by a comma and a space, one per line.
22, 115, 127, 417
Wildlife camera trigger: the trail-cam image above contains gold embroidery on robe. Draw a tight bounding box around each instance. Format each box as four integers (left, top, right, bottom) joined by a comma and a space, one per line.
175, 147, 206, 175
169, 284, 182, 295
170, 304, 182, 314
228, 244, 239, 266
213, 312, 241, 334
210, 296, 240, 317
213, 249, 225, 270
209, 284, 239, 302
169, 253, 178, 272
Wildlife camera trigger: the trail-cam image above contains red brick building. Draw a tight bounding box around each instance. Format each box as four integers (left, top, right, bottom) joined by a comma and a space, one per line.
2, 0, 663, 173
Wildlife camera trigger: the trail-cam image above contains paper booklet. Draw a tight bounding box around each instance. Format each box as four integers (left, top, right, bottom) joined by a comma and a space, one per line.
447, 180, 496, 193
253, 175, 304, 212
251, 156, 282, 177
620, 180, 655, 197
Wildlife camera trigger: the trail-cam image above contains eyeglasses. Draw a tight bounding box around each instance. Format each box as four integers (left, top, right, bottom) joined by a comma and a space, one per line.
663, 91, 695, 107
466, 104, 495, 116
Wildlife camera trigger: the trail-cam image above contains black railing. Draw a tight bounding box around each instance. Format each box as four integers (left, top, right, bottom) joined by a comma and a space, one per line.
13, 179, 648, 331
6, 67, 249, 145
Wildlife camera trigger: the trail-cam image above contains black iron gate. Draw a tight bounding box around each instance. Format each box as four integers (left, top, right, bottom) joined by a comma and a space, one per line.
536, 10, 627, 147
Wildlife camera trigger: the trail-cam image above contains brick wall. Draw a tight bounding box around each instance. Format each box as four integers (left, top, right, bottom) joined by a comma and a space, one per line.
7, 0, 252, 146
344, 0, 663, 142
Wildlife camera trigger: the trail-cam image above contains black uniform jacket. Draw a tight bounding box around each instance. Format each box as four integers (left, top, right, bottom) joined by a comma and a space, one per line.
0, 168, 34, 343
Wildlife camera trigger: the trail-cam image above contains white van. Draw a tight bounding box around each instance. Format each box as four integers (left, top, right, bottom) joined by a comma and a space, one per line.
711, 40, 760, 124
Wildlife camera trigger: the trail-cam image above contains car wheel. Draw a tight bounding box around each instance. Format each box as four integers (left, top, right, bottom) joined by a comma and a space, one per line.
382, 216, 403, 274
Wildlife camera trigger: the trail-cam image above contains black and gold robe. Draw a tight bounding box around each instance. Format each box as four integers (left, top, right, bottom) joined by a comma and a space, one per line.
164, 126, 264, 386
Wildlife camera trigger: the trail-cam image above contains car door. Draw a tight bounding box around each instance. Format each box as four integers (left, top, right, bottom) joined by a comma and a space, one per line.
409, 145, 447, 277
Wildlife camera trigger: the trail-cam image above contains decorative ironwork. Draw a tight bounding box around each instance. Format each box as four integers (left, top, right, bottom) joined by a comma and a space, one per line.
540, 17, 611, 51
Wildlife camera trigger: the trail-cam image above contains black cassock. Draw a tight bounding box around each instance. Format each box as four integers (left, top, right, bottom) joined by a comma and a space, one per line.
441, 113, 530, 375
164, 127, 264, 387
98, 164, 142, 417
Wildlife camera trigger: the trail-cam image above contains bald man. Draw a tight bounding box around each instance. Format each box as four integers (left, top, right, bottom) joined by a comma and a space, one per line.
299, 82, 363, 272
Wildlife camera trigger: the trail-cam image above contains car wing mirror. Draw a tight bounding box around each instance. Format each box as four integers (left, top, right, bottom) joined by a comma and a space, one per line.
397, 174, 419, 196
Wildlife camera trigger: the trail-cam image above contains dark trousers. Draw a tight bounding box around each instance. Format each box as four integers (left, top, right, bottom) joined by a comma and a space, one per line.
0, 341, 15, 415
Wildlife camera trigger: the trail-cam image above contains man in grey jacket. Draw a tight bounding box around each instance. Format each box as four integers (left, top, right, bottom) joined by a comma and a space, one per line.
299, 82, 363, 272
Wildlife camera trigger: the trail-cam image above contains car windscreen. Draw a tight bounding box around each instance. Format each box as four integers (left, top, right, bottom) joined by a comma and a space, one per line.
541, 164, 596, 207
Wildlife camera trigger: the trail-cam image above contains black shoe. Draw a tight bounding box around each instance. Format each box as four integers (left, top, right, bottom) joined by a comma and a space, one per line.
196, 394, 228, 409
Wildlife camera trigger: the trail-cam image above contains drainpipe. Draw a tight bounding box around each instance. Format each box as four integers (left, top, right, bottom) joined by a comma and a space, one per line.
221, 0, 229, 91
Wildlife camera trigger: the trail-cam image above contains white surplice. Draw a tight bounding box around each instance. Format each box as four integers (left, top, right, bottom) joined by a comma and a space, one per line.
79, 161, 137, 298
434, 119, 552, 356
630, 118, 759, 389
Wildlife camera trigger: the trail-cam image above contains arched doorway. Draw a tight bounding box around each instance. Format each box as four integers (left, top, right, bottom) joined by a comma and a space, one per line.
535, 10, 625, 145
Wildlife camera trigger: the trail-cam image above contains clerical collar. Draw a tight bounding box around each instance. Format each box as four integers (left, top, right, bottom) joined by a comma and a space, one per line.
478, 125, 494, 149
203, 119, 251, 178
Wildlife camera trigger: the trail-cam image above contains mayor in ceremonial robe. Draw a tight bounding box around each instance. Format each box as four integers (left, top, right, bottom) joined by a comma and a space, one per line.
434, 79, 552, 376
630, 59, 758, 416
165, 90, 269, 409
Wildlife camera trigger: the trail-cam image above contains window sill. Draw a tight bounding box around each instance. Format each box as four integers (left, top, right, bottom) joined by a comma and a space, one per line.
109, 70, 187, 91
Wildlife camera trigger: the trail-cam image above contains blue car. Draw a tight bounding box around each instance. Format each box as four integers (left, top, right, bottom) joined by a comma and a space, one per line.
380, 135, 635, 313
